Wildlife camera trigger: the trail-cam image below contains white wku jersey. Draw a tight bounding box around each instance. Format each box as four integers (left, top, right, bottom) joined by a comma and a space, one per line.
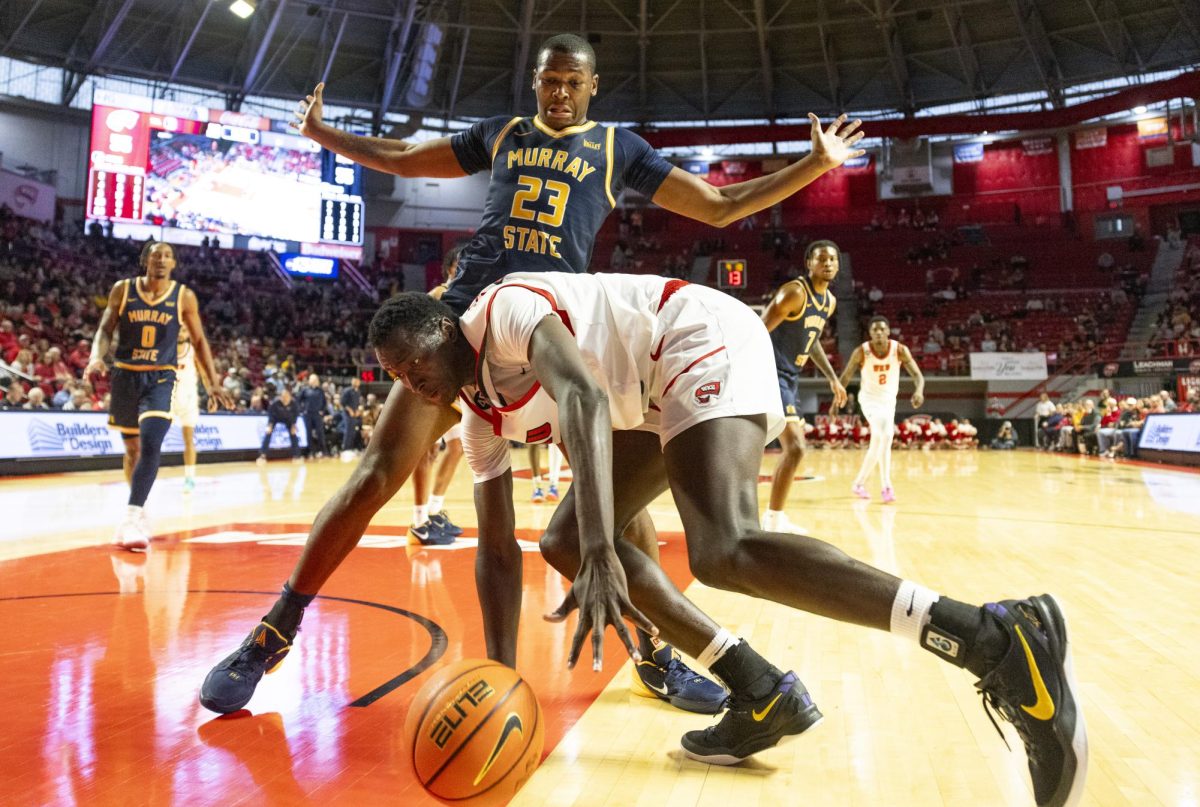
457, 272, 684, 447
858, 339, 901, 403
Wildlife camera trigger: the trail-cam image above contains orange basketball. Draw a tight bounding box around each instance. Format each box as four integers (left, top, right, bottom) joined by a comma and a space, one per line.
405, 658, 544, 804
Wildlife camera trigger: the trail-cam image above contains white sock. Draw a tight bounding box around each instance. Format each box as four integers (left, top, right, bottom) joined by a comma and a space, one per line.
125, 504, 143, 521
696, 628, 739, 669
890, 580, 940, 643
413, 504, 429, 525
548, 445, 563, 486
532, 475, 544, 487
428, 494, 445, 513
763, 509, 783, 527
184, 464, 196, 481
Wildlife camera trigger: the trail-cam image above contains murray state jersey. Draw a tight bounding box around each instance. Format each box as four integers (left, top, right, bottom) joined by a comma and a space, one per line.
858, 339, 901, 403
114, 278, 184, 371
771, 277, 835, 383
441, 116, 674, 314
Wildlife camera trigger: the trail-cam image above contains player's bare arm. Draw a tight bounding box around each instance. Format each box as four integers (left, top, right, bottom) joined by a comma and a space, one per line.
836, 345, 866, 408
527, 315, 656, 670
899, 344, 926, 408
180, 287, 234, 410
293, 82, 467, 178
473, 470, 522, 667
86, 281, 124, 376
760, 281, 807, 333
651, 114, 865, 228
809, 335, 848, 409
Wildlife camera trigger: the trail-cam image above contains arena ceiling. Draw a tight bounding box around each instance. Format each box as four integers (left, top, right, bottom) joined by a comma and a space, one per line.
3, 0, 1199, 129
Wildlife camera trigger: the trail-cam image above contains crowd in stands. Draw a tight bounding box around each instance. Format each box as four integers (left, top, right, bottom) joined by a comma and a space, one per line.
1149, 237, 1200, 358
1033, 388, 1198, 459
0, 207, 380, 447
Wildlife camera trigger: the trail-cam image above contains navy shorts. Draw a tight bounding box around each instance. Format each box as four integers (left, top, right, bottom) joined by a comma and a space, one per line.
778, 374, 802, 423
108, 368, 177, 435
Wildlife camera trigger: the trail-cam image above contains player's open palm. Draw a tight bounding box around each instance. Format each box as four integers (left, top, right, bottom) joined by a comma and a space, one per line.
809, 113, 865, 169
293, 82, 326, 138
546, 548, 656, 671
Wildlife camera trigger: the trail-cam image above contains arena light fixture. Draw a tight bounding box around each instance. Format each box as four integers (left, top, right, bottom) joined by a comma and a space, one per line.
1133, 105, 1148, 115
229, 0, 256, 18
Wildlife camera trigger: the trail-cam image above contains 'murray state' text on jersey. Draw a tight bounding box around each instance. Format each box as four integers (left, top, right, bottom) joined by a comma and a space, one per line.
771, 277, 835, 383
114, 278, 184, 371
442, 116, 673, 313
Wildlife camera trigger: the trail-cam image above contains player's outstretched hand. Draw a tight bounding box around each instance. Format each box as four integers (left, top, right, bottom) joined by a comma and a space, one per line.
293, 83, 326, 138
809, 113, 865, 169
544, 549, 657, 671
84, 358, 107, 377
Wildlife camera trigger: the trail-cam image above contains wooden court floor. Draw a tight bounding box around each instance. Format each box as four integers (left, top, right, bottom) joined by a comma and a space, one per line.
1, 448, 1197, 807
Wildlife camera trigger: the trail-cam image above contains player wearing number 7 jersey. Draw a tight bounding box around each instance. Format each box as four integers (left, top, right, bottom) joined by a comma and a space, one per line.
760, 241, 847, 534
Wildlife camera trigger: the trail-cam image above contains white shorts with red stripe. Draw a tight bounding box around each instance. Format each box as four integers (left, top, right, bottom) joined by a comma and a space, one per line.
643, 284, 785, 447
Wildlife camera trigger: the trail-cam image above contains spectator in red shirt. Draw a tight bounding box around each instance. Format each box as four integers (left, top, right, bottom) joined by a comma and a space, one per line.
0, 319, 16, 359
67, 339, 91, 373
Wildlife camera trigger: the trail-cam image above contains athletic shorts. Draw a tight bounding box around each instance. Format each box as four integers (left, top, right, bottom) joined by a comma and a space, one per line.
858, 396, 897, 425
170, 362, 200, 427
777, 375, 802, 423
108, 368, 176, 435
643, 285, 785, 447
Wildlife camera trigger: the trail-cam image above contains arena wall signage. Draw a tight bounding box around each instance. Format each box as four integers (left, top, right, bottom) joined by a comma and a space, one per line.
1138, 413, 1200, 458
1097, 358, 1200, 378
0, 412, 307, 460
969, 352, 1048, 381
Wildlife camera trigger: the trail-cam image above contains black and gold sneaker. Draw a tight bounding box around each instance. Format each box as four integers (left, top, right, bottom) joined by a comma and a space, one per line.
974, 595, 1088, 807
679, 671, 822, 765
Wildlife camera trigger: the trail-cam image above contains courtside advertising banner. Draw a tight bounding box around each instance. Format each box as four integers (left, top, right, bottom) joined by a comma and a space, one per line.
969, 352, 1048, 381
1138, 413, 1200, 455
0, 411, 307, 460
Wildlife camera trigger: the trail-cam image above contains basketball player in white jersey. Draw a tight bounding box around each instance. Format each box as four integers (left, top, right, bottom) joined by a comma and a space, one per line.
362, 273, 1086, 806
837, 316, 924, 502
171, 324, 201, 492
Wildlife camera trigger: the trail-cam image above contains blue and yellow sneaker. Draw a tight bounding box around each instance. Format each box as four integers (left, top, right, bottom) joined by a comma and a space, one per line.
408, 518, 455, 546
632, 642, 728, 714
680, 671, 822, 764
973, 595, 1087, 807
429, 511, 464, 537
199, 621, 292, 713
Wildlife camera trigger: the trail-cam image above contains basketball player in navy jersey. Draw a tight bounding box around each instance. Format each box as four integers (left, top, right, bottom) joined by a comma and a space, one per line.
201, 34, 862, 718
759, 241, 847, 533
87, 242, 232, 550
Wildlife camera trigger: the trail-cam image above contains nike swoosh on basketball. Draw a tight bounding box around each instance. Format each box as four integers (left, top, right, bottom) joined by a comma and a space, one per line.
1015, 625, 1055, 720
473, 713, 524, 786
751, 692, 783, 722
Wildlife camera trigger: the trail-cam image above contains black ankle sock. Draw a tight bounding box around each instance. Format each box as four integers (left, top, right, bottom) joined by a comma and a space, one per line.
263, 583, 315, 639
636, 628, 659, 660
709, 641, 782, 701
929, 598, 1009, 678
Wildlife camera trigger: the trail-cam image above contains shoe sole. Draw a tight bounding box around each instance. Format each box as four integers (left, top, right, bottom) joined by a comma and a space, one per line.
680, 706, 824, 765
1035, 594, 1089, 807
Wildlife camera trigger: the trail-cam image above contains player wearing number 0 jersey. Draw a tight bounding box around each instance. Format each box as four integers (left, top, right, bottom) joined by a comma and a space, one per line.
87, 242, 232, 551
837, 316, 925, 503
759, 241, 847, 534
